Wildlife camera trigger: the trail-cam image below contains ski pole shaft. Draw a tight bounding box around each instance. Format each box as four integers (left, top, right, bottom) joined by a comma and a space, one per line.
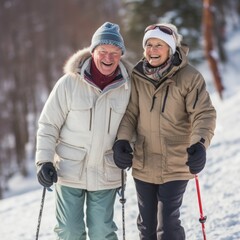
36, 187, 47, 240
119, 169, 126, 240
195, 175, 207, 240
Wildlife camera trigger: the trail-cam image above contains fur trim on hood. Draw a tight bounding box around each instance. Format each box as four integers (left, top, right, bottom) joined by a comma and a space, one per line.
63, 47, 91, 75
63, 47, 133, 76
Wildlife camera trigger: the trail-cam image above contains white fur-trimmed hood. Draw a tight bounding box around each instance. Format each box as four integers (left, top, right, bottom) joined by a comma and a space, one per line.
63, 47, 133, 76
63, 47, 91, 75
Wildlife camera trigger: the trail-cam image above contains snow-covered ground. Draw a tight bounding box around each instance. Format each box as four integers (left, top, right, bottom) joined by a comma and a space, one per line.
1, 29, 240, 240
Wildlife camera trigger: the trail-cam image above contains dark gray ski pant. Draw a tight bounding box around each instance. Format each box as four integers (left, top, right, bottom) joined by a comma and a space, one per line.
134, 178, 188, 240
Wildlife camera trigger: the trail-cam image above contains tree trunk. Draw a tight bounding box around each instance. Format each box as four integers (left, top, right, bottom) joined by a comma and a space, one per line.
203, 0, 224, 99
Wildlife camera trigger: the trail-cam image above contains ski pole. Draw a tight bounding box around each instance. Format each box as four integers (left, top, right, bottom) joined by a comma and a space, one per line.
35, 187, 52, 240
119, 169, 126, 240
35, 187, 46, 240
195, 174, 207, 240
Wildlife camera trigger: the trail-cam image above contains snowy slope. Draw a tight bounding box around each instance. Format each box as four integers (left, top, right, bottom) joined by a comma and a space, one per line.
1, 30, 240, 240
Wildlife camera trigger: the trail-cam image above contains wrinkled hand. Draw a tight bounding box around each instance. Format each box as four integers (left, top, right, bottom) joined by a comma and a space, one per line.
112, 140, 133, 169
37, 162, 58, 187
186, 142, 206, 174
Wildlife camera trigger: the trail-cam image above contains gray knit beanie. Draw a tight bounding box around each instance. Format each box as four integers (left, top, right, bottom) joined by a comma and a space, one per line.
90, 22, 125, 55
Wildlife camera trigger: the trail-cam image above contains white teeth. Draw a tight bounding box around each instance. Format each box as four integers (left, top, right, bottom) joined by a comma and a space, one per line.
102, 62, 112, 66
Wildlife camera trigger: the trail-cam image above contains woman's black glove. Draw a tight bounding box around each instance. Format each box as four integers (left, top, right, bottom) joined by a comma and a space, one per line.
112, 140, 133, 169
186, 142, 206, 174
37, 162, 58, 187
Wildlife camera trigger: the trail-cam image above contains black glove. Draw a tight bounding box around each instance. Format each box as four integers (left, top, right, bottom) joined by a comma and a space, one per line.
186, 142, 206, 174
37, 162, 58, 187
112, 140, 133, 169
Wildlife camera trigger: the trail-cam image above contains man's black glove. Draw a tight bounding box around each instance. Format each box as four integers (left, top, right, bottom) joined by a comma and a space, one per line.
112, 140, 133, 169
186, 142, 206, 174
37, 162, 58, 187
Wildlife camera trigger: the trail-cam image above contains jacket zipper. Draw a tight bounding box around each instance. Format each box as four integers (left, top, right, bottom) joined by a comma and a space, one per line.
161, 85, 169, 112
150, 96, 156, 112
89, 108, 92, 130
150, 85, 170, 112
193, 88, 199, 109
108, 108, 112, 133
133, 71, 171, 112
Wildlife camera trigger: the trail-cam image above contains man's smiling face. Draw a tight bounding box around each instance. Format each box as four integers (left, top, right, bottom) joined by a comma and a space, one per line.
92, 45, 122, 76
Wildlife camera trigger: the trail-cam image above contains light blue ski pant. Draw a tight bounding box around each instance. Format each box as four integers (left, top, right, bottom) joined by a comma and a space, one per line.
54, 184, 118, 240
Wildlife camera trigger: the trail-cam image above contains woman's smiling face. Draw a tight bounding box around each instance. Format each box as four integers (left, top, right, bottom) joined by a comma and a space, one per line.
92, 45, 122, 76
144, 38, 170, 67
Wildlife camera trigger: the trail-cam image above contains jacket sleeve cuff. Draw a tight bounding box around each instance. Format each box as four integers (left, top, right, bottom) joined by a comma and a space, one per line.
191, 135, 210, 148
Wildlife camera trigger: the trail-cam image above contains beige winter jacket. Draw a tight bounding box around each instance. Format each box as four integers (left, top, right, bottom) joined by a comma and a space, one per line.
117, 46, 216, 184
36, 48, 131, 190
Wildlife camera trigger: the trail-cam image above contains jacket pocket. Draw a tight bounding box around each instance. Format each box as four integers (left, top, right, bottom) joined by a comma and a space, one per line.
104, 150, 121, 182
132, 135, 145, 170
67, 101, 93, 132
55, 142, 87, 182
108, 100, 127, 135
164, 135, 190, 172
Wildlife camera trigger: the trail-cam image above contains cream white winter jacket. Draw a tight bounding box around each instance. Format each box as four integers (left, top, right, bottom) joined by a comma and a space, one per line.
35, 48, 131, 190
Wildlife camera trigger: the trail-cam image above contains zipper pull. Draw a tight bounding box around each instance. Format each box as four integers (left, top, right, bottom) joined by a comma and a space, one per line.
150, 95, 156, 112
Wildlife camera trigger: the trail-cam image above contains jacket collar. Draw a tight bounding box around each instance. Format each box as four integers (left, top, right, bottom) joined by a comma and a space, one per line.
133, 45, 189, 79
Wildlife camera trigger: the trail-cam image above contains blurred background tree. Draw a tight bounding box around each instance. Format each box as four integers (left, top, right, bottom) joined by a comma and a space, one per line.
0, 0, 123, 198
122, 0, 239, 62
122, 0, 203, 61
0, 0, 239, 198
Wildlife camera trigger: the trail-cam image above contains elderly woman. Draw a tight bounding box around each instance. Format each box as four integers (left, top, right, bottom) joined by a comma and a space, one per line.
113, 23, 216, 239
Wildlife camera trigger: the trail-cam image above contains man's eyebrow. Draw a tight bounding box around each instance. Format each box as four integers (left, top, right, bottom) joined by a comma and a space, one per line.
98, 46, 121, 52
